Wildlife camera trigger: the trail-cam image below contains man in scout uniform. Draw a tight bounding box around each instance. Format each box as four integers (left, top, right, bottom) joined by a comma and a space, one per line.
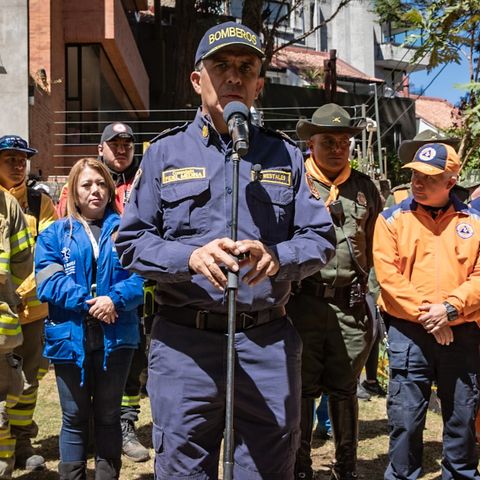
0, 135, 57, 471
288, 103, 383, 480
0, 191, 33, 478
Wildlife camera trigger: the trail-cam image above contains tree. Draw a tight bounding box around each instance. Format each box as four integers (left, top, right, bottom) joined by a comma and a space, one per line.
372, 0, 480, 168
242, 0, 354, 68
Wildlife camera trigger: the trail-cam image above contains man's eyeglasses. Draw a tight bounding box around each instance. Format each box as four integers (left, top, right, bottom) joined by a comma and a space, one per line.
319, 138, 350, 150
106, 141, 134, 151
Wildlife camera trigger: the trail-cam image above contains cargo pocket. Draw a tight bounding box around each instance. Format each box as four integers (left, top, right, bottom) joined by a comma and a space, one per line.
3, 354, 24, 405
386, 380, 403, 427
44, 321, 76, 361
153, 425, 165, 455
161, 179, 210, 239
388, 342, 409, 372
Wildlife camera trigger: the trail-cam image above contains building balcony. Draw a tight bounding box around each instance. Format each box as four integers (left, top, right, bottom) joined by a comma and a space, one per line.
375, 42, 430, 72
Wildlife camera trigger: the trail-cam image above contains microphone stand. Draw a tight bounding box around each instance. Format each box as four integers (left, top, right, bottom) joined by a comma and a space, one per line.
223, 147, 241, 480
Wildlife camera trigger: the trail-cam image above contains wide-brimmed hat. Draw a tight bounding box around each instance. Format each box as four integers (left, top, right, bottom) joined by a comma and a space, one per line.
398, 129, 460, 164
296, 104, 364, 140
0, 135, 38, 158
402, 143, 460, 176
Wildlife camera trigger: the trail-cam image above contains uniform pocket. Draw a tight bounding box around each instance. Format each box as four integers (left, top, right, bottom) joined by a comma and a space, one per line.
44, 321, 76, 361
388, 342, 409, 372
161, 179, 210, 239
153, 425, 165, 455
247, 182, 294, 244
343, 201, 368, 239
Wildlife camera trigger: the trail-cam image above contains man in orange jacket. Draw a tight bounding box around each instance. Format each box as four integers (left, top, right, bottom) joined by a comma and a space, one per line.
374, 143, 480, 480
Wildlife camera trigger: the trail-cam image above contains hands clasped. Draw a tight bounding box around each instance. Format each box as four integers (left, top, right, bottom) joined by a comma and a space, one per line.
86, 296, 118, 324
418, 303, 453, 346
188, 237, 280, 290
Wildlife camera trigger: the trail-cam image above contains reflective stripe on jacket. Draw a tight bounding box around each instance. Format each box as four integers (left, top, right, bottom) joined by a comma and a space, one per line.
0, 191, 33, 351
0, 182, 57, 323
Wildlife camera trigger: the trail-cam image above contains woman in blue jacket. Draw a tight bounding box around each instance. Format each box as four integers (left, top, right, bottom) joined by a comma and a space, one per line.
35, 158, 143, 480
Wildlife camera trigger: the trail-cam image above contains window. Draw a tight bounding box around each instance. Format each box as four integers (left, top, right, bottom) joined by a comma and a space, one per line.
65, 44, 136, 144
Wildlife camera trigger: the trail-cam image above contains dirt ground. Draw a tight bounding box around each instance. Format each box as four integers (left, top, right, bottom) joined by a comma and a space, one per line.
13, 370, 448, 479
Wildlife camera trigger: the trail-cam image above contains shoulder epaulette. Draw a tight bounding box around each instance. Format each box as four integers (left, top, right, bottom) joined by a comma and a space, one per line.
259, 127, 297, 147
149, 122, 189, 144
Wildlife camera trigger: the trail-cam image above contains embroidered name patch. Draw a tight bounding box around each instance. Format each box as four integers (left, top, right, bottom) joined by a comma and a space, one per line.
456, 223, 474, 239
251, 169, 291, 186
162, 167, 206, 184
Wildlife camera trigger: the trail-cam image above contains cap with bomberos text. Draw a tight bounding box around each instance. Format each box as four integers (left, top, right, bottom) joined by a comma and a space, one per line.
402, 143, 460, 175
195, 21, 264, 65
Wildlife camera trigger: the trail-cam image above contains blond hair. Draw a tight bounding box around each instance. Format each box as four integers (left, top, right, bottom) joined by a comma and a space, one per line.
66, 158, 119, 222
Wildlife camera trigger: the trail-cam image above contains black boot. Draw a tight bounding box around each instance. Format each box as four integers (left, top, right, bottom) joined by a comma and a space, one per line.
329, 395, 358, 480
58, 461, 87, 480
95, 458, 121, 480
294, 398, 315, 480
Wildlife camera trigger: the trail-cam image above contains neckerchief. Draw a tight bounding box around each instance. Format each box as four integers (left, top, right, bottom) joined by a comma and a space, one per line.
305, 156, 351, 206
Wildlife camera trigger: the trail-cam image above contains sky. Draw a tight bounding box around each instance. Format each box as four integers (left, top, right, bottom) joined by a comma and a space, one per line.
409, 58, 471, 106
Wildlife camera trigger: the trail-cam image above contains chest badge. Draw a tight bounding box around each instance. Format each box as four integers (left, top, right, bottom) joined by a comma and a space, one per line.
357, 192, 367, 206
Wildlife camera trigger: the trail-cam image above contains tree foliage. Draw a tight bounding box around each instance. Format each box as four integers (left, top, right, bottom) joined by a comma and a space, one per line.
372, 0, 480, 169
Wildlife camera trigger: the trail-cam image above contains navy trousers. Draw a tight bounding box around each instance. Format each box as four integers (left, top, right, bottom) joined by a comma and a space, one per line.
385, 317, 480, 480
148, 315, 302, 480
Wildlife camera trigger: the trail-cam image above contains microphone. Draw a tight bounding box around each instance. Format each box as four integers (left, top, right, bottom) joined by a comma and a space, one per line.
223, 101, 250, 157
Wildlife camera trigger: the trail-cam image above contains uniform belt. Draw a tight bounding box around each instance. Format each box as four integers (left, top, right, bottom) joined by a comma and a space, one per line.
162, 306, 286, 333
300, 282, 354, 299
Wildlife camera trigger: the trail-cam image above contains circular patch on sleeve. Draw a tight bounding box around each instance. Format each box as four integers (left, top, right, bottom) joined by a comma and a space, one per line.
456, 223, 474, 239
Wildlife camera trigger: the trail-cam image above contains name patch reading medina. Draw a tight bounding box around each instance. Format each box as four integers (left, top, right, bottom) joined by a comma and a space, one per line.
209, 27, 257, 45
251, 169, 291, 186
162, 167, 206, 184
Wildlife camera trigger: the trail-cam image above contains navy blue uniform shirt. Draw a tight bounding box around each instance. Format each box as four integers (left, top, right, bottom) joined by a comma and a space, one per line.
116, 110, 336, 313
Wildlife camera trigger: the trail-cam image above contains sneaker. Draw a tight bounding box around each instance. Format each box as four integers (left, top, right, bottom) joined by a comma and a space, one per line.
14, 439, 45, 471
121, 419, 150, 462
361, 379, 387, 397
356, 382, 371, 401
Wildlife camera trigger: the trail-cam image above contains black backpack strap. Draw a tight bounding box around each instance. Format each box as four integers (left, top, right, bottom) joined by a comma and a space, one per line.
26, 187, 42, 238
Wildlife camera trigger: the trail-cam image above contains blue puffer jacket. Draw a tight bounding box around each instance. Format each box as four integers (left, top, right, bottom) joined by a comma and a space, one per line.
35, 209, 143, 379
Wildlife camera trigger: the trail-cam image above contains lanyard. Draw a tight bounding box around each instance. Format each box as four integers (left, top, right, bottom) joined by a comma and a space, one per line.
82, 220, 100, 261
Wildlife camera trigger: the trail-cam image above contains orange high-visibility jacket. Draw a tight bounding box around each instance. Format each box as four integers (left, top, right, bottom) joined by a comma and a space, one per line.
373, 196, 480, 325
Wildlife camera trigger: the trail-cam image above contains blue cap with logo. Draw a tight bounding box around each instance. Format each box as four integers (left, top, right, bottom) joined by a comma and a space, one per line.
0, 135, 38, 158
195, 21, 264, 65
402, 143, 460, 175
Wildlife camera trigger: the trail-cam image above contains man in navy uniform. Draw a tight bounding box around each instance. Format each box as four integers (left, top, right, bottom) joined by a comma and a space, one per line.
116, 21, 336, 480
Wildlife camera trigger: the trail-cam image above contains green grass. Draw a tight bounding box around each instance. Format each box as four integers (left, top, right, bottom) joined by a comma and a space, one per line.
14, 370, 448, 479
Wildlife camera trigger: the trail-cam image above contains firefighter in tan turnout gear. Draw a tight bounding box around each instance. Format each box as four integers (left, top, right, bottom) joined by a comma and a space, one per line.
0, 135, 57, 472
0, 190, 33, 479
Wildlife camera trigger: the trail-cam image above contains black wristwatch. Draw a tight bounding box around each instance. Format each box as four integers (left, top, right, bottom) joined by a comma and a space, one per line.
442, 301, 459, 322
